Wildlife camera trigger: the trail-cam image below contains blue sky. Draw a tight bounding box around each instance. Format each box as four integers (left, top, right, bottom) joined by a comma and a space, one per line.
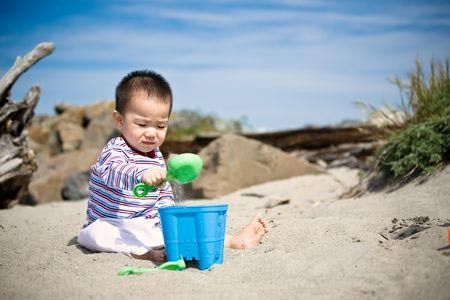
1, 0, 449, 131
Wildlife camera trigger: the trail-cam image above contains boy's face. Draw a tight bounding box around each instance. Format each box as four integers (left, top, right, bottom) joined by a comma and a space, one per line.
113, 91, 170, 153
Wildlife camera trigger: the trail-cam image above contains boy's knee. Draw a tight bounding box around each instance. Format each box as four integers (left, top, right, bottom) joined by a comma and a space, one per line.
77, 222, 100, 250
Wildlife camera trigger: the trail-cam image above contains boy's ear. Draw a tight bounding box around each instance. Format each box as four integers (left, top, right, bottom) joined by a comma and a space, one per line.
112, 110, 124, 128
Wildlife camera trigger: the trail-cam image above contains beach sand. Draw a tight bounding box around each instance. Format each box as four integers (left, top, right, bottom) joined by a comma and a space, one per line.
1, 167, 449, 299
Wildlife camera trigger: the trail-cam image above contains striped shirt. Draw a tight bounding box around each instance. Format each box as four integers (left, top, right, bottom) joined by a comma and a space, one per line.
84, 136, 174, 226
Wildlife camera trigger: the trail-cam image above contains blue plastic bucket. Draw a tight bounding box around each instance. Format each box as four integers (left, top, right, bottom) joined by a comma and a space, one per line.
159, 204, 228, 270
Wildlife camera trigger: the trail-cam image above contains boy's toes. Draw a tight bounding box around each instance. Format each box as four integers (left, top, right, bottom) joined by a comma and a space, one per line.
258, 217, 269, 231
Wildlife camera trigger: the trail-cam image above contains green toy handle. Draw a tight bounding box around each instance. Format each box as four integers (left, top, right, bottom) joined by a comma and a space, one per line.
132, 179, 171, 197
132, 183, 156, 197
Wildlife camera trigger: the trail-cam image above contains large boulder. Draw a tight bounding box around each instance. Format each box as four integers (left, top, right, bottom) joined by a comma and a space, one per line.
81, 109, 119, 150
26, 101, 116, 203
190, 134, 323, 198
83, 100, 115, 122
55, 106, 86, 152
27, 115, 60, 161
28, 149, 99, 203
28, 100, 116, 156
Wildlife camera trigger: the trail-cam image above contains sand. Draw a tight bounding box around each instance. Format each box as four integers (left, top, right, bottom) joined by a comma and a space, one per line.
1, 166, 449, 300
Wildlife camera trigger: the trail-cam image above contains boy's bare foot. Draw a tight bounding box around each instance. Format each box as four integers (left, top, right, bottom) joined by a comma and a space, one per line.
226, 213, 269, 249
131, 246, 166, 262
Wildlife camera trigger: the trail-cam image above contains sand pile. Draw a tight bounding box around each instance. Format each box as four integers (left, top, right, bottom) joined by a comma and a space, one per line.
0, 166, 449, 299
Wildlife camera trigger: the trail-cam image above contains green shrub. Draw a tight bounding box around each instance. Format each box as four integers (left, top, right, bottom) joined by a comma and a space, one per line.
372, 58, 450, 179
376, 109, 450, 177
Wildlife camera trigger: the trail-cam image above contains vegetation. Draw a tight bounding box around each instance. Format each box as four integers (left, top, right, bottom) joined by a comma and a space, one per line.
167, 109, 248, 141
376, 109, 450, 177
392, 58, 450, 124
374, 58, 450, 179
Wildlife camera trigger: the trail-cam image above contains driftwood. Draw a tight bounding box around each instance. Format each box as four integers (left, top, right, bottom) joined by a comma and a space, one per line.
163, 126, 394, 153
194, 126, 394, 151
0, 42, 55, 208
290, 141, 385, 169
161, 126, 396, 169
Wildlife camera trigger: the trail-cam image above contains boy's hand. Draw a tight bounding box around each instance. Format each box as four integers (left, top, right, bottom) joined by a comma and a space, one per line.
142, 167, 167, 187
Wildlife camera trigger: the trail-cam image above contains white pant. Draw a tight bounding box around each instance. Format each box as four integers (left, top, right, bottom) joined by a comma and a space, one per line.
77, 217, 164, 256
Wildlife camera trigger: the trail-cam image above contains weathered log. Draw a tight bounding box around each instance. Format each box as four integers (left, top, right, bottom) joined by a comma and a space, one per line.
159, 126, 398, 171
0, 42, 55, 102
0, 42, 54, 208
161, 126, 395, 161
290, 141, 385, 169
193, 125, 396, 151
0, 86, 40, 135
0, 135, 38, 207
0, 87, 40, 208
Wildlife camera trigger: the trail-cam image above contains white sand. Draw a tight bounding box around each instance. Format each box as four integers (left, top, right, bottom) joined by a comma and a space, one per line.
1, 167, 449, 299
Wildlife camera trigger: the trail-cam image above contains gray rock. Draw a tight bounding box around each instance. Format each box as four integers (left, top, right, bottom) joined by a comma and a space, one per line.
61, 170, 91, 201
29, 149, 99, 203
81, 110, 119, 150
190, 134, 323, 198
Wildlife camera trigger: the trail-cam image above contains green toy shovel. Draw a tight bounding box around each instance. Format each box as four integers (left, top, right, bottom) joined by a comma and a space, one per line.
133, 153, 203, 197
118, 258, 186, 276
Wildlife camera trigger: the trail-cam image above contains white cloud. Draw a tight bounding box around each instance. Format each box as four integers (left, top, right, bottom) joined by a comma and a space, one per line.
113, 3, 450, 29
2, 1, 449, 130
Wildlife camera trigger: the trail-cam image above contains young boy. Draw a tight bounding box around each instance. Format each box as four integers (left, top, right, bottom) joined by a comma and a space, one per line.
78, 70, 268, 262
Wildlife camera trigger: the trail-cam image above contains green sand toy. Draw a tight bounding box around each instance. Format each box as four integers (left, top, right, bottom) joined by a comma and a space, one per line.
118, 258, 186, 276
133, 153, 203, 197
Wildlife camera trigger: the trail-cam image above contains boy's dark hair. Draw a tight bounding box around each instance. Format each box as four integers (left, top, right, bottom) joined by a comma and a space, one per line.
115, 70, 173, 115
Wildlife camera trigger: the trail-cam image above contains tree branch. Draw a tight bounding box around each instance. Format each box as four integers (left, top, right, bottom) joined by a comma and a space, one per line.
0, 42, 55, 102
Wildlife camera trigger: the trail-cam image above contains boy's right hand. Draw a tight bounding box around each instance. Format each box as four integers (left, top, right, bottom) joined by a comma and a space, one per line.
142, 167, 167, 188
